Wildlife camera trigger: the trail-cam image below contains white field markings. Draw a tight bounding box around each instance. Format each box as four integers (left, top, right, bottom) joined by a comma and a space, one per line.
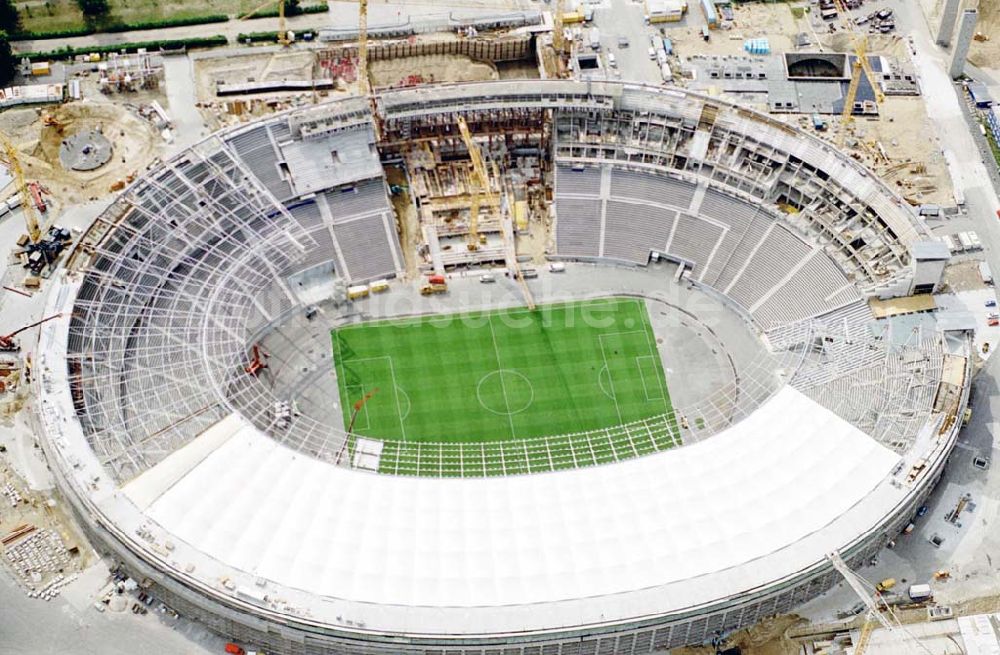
336, 353, 406, 438
633, 298, 671, 416
597, 332, 629, 425
486, 314, 518, 439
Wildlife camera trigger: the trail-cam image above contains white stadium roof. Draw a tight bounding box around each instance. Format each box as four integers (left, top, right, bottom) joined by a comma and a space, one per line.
104, 385, 904, 635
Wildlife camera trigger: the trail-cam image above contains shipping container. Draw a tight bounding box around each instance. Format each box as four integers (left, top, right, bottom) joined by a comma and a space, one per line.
908, 584, 932, 601
549, 262, 566, 272
958, 232, 973, 250
969, 231, 982, 249
370, 279, 389, 293
428, 274, 446, 285
562, 11, 584, 23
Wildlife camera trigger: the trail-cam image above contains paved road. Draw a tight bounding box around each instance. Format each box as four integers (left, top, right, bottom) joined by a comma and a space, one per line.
11, 0, 533, 53
0, 559, 223, 655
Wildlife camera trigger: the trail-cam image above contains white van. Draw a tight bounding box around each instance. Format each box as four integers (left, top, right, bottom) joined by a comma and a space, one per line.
607, 52, 617, 67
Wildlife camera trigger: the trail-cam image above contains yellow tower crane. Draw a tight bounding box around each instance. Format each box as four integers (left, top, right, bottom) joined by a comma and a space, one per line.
240, 0, 290, 47
456, 115, 492, 251
0, 132, 42, 244
553, 0, 566, 54
456, 116, 535, 310
837, 37, 882, 147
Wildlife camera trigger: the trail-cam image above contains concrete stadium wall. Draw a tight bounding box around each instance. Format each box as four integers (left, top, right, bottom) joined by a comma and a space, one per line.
326, 34, 534, 65
40, 349, 966, 655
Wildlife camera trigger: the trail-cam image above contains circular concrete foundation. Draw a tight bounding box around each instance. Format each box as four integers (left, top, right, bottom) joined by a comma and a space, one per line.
59, 129, 113, 172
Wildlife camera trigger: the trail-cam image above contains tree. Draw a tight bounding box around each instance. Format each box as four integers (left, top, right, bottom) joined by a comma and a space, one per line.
284, 0, 301, 17
0, 0, 20, 35
77, 0, 108, 18
0, 32, 15, 87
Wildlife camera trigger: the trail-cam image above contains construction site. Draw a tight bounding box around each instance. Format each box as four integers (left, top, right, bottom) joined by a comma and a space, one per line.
1, 0, 1000, 654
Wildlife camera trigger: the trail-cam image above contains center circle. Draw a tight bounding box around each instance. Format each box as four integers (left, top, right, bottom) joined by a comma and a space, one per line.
476, 369, 534, 416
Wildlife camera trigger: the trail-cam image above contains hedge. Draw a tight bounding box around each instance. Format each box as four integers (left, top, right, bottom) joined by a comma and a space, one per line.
24, 34, 227, 60
250, 3, 328, 18
14, 27, 95, 39
102, 14, 229, 32
14, 14, 228, 41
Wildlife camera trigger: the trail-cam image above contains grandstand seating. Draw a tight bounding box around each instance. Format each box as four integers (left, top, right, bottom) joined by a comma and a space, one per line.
331, 214, 400, 282
226, 125, 293, 201
554, 198, 603, 258
669, 214, 723, 269
553, 164, 859, 327
610, 169, 696, 208
602, 201, 675, 263
725, 225, 812, 309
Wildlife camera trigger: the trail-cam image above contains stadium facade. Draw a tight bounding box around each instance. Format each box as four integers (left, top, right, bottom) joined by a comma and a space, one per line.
34, 81, 972, 654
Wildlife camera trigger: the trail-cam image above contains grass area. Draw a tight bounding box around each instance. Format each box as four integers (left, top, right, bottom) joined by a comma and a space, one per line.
15, 0, 322, 36
332, 298, 678, 475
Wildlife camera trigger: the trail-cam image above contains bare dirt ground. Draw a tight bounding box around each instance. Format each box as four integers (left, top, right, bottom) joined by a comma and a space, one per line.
920, 0, 998, 68
0, 102, 162, 206
968, 0, 999, 68
671, 615, 806, 655
192, 49, 318, 102
667, 2, 816, 58
371, 54, 498, 88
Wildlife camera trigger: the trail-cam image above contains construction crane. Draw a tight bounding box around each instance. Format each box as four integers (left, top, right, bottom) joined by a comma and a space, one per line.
357, 0, 369, 97
553, 0, 567, 54
0, 132, 41, 244
455, 116, 536, 310
336, 387, 379, 464
244, 344, 269, 376
457, 115, 493, 252
240, 0, 290, 47
836, 21, 885, 147
0, 314, 64, 353
827, 551, 936, 655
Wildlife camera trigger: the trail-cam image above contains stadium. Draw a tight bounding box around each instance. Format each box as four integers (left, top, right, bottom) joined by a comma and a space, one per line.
33, 80, 972, 654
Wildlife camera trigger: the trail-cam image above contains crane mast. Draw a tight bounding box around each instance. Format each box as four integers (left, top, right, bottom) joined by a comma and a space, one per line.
0, 132, 41, 244
239, 0, 290, 46
827, 551, 935, 655
455, 116, 535, 310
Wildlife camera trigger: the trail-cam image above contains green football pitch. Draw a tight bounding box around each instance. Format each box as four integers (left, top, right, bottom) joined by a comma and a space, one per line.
331, 298, 673, 453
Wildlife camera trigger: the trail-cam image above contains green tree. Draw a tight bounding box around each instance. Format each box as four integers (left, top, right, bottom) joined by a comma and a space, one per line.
0, 32, 15, 86
284, 0, 301, 17
0, 0, 20, 35
77, 0, 109, 18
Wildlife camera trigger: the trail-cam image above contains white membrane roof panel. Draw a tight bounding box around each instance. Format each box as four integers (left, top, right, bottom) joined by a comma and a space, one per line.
143, 386, 900, 628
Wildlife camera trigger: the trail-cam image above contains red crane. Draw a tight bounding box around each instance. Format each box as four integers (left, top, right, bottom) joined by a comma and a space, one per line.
0, 313, 64, 352
244, 344, 269, 376
336, 387, 379, 465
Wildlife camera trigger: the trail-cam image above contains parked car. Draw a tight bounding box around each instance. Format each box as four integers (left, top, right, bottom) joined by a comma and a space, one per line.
617, 35, 629, 47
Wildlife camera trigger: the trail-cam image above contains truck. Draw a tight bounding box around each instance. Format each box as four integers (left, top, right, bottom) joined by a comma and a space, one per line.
347, 284, 370, 300
968, 231, 983, 249
908, 584, 932, 602
957, 231, 973, 250
420, 283, 448, 295
588, 27, 601, 50
875, 578, 896, 593
980, 261, 994, 285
